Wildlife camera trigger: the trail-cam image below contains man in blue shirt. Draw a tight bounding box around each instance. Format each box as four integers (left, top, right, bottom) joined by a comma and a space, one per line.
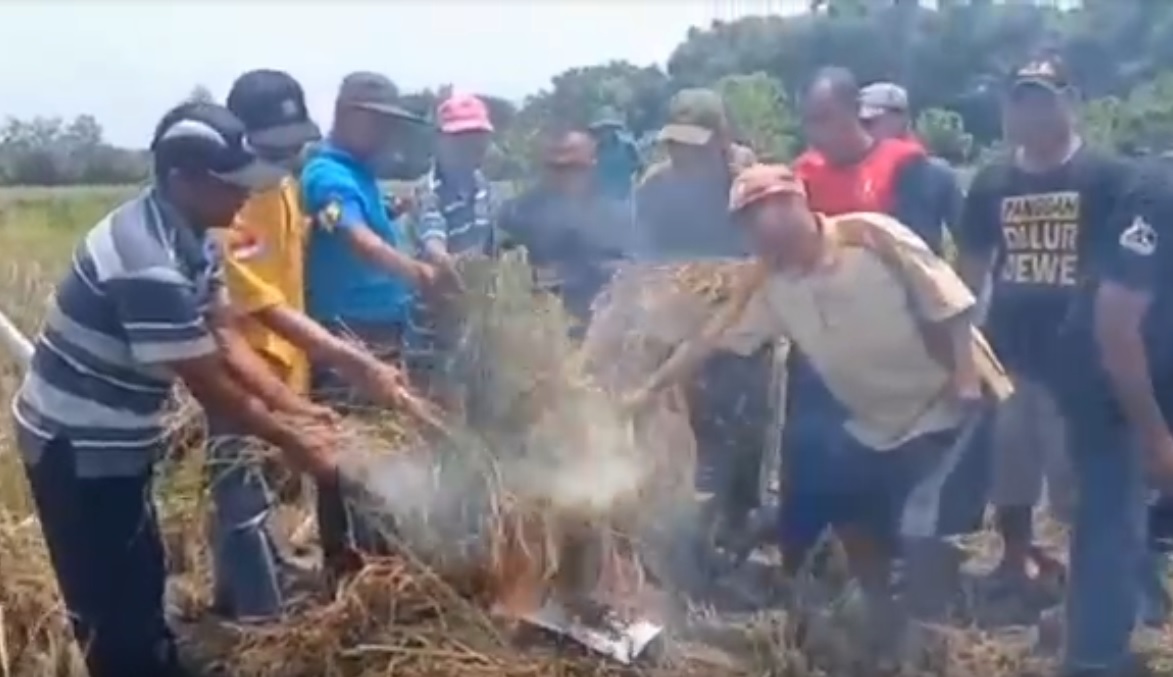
589, 107, 643, 203
12, 101, 339, 677
301, 71, 448, 577
301, 72, 443, 370
495, 125, 634, 327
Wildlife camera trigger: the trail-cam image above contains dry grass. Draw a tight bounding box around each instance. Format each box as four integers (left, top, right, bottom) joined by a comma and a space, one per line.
0, 189, 1172, 677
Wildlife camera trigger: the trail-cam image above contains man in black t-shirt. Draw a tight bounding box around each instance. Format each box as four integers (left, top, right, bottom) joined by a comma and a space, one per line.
495, 126, 634, 326
1054, 163, 1173, 674
957, 56, 1150, 673
956, 56, 1133, 617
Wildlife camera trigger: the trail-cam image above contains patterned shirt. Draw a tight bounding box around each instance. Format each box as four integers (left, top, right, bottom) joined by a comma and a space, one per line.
12, 188, 224, 478
414, 163, 493, 255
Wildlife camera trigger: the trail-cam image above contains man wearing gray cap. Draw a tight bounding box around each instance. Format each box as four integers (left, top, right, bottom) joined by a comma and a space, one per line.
860, 81, 964, 257
859, 82, 913, 140
300, 72, 447, 583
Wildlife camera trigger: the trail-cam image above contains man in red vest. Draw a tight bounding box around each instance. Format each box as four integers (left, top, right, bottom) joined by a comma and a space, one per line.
859, 81, 964, 255
796, 67, 941, 253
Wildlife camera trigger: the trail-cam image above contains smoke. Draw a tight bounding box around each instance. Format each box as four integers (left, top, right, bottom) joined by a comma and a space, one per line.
333, 253, 774, 616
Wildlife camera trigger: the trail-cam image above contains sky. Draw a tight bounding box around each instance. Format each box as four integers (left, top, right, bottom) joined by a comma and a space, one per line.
0, 0, 812, 147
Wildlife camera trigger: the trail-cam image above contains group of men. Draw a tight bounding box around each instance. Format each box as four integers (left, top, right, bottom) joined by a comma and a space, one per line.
9, 66, 647, 677
626, 54, 1173, 677
11, 52, 1173, 677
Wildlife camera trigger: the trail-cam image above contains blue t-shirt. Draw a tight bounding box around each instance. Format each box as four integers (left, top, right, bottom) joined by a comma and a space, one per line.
594, 132, 641, 201
301, 142, 412, 325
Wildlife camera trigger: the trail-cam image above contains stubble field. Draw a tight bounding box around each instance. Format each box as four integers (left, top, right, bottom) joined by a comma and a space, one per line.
0, 184, 1169, 677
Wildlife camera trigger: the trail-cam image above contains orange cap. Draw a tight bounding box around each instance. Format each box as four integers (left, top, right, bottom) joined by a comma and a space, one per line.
729, 163, 806, 214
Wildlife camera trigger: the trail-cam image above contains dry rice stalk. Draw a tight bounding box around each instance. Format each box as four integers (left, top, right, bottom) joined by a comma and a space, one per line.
0, 252, 1093, 677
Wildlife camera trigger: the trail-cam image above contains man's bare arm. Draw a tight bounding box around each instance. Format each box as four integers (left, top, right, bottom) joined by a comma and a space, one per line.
640, 327, 723, 396
169, 353, 336, 482
211, 312, 328, 418
254, 304, 389, 384
345, 226, 431, 287
635, 302, 753, 398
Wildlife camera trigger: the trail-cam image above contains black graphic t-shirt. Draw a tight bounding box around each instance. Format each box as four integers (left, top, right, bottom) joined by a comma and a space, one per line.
1079, 165, 1173, 391
956, 145, 1134, 378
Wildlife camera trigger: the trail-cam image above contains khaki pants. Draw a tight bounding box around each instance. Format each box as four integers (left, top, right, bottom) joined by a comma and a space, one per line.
990, 375, 1073, 522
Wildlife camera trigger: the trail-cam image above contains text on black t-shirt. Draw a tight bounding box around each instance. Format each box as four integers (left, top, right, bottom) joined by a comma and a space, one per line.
955, 146, 1134, 376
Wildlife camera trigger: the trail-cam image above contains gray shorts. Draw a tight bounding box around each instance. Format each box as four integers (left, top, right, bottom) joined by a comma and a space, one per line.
990, 375, 1073, 521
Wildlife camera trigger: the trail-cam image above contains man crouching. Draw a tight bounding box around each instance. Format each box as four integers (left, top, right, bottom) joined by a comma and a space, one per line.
626, 164, 1011, 658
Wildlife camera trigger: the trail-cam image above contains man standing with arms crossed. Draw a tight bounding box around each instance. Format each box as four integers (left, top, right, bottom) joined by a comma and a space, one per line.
11, 101, 339, 676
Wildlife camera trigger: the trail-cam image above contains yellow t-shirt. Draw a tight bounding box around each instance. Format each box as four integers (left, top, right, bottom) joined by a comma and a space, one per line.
217, 179, 310, 394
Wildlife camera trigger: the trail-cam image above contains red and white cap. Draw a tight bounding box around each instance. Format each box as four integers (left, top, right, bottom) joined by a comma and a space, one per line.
437, 93, 494, 134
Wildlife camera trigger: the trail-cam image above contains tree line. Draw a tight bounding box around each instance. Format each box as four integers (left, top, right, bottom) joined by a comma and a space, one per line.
3, 0, 1170, 186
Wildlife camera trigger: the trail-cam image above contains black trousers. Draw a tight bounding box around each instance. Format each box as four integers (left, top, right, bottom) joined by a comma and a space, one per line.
311, 321, 404, 566
24, 437, 184, 677
688, 349, 773, 521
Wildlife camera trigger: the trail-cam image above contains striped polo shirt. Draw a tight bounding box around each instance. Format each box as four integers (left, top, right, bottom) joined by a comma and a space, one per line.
11, 188, 223, 478
405, 164, 494, 365
413, 163, 493, 255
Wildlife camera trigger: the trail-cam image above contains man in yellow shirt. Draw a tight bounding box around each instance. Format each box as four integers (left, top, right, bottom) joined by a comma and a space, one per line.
212, 70, 414, 619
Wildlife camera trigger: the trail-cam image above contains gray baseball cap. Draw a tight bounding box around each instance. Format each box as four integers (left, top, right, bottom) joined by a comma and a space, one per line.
860, 82, 909, 120
336, 72, 427, 124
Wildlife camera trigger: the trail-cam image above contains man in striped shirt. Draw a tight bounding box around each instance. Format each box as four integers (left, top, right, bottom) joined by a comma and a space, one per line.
404, 93, 494, 402
11, 101, 339, 677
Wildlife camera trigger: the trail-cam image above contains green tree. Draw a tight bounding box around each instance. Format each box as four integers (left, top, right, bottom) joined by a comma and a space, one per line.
914, 108, 973, 163
713, 72, 797, 161
1117, 73, 1173, 154
1080, 95, 1126, 150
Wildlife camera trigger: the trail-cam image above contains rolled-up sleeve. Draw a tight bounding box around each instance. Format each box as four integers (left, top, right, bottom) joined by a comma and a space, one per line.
107, 266, 217, 364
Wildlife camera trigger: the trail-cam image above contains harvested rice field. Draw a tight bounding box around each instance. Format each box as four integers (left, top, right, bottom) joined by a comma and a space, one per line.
1, 189, 1172, 677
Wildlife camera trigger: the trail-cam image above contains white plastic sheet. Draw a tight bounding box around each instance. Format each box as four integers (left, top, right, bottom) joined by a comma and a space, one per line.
517, 599, 663, 665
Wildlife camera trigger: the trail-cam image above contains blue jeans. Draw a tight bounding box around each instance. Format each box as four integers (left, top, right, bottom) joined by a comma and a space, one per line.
1060, 394, 1150, 672
205, 427, 288, 619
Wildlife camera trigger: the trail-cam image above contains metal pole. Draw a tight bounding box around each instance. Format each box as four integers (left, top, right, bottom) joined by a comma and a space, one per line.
0, 307, 33, 370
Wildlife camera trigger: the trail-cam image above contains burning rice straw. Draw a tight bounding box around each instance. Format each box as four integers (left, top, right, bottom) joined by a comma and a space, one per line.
0, 250, 1066, 677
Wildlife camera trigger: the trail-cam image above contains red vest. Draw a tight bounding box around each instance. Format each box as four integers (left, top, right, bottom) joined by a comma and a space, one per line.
794, 138, 924, 216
